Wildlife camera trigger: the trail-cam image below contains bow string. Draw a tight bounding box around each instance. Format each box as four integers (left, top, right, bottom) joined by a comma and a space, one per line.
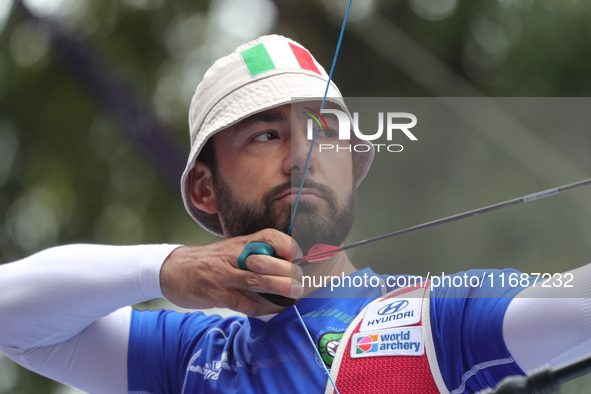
287, 2, 353, 393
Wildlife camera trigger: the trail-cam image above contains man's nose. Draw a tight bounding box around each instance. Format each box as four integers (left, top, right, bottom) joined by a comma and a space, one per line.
284, 123, 316, 176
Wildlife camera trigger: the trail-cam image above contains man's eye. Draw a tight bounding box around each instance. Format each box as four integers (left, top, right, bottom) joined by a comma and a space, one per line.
251, 131, 278, 142
317, 128, 337, 139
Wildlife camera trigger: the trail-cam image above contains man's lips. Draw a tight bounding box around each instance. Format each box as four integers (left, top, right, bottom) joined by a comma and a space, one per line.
275, 188, 325, 200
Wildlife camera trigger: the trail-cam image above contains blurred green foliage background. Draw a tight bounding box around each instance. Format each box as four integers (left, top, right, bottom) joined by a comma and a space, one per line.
1, 0, 591, 392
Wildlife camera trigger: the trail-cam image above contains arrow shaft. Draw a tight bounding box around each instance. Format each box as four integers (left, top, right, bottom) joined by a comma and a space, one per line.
294, 177, 591, 264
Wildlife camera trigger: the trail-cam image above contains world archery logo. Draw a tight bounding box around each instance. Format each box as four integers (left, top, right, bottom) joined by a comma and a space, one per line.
355, 334, 379, 354
318, 331, 344, 366
303, 107, 328, 136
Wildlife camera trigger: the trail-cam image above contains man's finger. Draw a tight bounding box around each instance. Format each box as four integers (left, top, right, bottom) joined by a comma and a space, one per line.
242, 254, 302, 280
249, 229, 303, 262
233, 270, 303, 299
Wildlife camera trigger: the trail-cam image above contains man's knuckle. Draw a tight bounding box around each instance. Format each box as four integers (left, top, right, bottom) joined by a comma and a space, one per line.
245, 273, 262, 287
259, 229, 278, 244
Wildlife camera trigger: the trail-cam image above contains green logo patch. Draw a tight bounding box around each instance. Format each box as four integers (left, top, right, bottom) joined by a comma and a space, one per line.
318, 332, 344, 366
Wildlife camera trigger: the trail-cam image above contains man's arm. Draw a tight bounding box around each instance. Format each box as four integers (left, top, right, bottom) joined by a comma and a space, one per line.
0, 243, 178, 393
503, 263, 591, 372
0, 229, 302, 392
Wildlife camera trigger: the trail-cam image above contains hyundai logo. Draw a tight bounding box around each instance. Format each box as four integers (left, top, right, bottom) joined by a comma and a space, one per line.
378, 300, 409, 316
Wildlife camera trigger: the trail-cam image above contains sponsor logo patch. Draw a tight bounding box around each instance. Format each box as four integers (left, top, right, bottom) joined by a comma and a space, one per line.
351, 327, 424, 358
359, 288, 423, 332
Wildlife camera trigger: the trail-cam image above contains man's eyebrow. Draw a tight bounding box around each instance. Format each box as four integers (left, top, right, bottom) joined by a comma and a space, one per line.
233, 110, 288, 134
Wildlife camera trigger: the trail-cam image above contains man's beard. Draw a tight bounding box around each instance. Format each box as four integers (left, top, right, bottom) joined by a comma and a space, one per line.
213, 175, 356, 261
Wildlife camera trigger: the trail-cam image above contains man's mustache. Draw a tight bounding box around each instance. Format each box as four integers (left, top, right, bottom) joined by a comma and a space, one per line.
262, 179, 337, 207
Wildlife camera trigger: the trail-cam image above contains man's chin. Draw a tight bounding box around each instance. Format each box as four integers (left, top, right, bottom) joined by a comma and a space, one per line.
270, 202, 328, 229
291, 199, 331, 216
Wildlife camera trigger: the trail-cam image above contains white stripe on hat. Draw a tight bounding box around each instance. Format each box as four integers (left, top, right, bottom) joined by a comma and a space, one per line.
264, 40, 302, 71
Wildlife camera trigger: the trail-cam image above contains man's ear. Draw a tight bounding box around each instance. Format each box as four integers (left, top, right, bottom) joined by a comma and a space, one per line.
189, 161, 218, 214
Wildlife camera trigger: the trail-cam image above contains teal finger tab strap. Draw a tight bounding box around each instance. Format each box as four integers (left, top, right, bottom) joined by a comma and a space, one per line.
237, 242, 276, 270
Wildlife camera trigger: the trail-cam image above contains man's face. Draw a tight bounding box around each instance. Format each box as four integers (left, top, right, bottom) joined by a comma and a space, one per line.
206, 102, 355, 258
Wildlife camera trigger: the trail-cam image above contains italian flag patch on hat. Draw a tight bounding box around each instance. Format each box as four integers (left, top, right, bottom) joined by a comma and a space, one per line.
240, 41, 322, 77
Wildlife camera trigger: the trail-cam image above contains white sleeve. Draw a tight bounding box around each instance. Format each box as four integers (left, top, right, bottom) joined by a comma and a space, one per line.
503, 263, 591, 373
0, 243, 181, 394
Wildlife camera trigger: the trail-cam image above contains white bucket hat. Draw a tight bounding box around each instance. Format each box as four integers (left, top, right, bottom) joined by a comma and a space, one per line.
181, 35, 374, 236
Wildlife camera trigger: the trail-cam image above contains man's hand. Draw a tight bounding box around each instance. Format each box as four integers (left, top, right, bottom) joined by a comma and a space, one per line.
159, 229, 304, 316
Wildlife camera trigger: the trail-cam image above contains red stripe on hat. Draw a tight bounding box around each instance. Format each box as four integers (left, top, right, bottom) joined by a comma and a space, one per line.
289, 43, 321, 75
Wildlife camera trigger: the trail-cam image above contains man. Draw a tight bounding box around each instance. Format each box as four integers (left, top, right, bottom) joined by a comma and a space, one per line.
1, 35, 591, 394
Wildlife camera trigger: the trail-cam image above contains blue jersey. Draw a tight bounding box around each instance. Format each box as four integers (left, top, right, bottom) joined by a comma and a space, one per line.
128, 268, 530, 393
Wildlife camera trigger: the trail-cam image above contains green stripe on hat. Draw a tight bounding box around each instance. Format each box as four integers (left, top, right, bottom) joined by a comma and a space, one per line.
240, 43, 276, 77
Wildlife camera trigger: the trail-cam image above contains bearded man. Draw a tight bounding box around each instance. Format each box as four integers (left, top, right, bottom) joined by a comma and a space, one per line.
1, 35, 591, 394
